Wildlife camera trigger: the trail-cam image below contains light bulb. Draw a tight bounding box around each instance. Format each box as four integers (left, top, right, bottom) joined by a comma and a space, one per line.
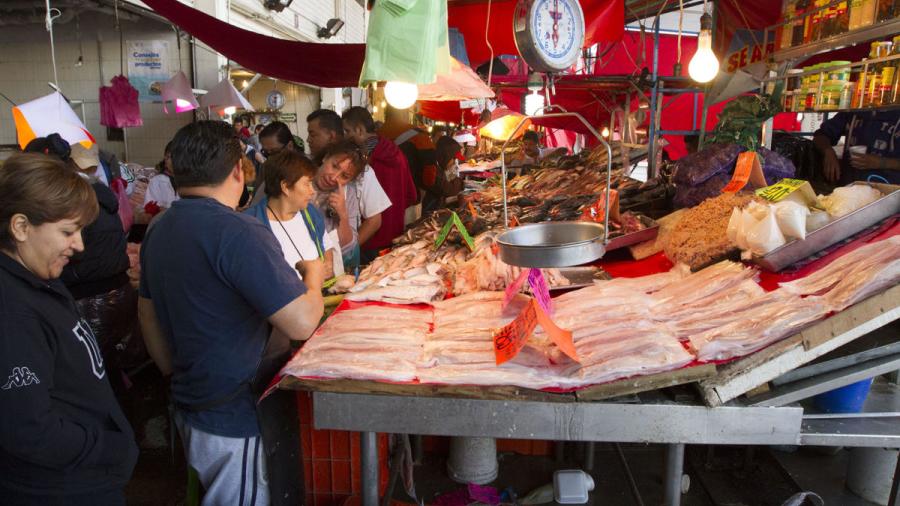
601, 127, 610, 138
384, 81, 418, 109
175, 98, 194, 112
241, 79, 249, 89
224, 106, 237, 116
524, 90, 545, 116
372, 105, 378, 113
380, 100, 386, 108
688, 13, 719, 84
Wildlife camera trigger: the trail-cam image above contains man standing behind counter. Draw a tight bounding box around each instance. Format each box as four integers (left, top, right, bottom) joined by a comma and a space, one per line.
814, 110, 900, 184
138, 121, 323, 505
342, 106, 417, 262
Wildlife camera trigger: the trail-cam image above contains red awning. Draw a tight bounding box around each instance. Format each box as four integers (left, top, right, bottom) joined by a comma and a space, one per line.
141, 0, 365, 88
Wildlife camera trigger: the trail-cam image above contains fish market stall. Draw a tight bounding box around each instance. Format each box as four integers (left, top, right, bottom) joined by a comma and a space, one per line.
270, 196, 900, 505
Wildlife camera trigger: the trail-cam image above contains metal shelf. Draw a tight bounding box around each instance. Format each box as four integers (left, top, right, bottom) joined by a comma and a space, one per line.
785, 104, 900, 114
770, 18, 900, 64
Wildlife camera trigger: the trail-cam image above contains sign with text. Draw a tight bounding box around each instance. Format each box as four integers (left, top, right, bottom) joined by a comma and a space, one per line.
527, 268, 553, 316
127, 40, 170, 102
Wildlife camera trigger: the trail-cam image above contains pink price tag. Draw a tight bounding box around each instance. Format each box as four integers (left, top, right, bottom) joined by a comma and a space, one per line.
502, 269, 529, 311
528, 269, 553, 316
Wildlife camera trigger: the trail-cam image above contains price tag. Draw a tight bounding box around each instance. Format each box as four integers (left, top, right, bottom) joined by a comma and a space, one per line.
527, 268, 553, 316
508, 215, 521, 228
755, 178, 816, 205
434, 211, 476, 251
467, 200, 479, 218
580, 189, 620, 223
533, 302, 578, 363
493, 299, 579, 365
722, 151, 766, 193
493, 299, 539, 365
502, 269, 529, 311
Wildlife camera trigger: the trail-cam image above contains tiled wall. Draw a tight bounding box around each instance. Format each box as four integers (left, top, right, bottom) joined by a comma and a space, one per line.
0, 10, 195, 167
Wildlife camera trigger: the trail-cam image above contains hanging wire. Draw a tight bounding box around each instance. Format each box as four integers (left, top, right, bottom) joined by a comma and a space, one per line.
677, 0, 684, 65
484, 0, 495, 86
45, 1, 61, 92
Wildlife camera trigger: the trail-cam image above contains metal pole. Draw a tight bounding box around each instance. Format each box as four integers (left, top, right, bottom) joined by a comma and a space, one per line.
889, 449, 900, 506
664, 444, 685, 506
583, 442, 595, 471
647, 15, 661, 179
361, 432, 379, 506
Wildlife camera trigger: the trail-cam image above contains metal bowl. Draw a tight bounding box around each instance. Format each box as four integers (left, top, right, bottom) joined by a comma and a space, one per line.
496, 222, 607, 268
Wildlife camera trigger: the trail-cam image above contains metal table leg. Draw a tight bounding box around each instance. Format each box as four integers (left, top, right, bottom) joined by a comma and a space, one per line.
361, 432, 379, 506
664, 444, 686, 506
889, 449, 900, 506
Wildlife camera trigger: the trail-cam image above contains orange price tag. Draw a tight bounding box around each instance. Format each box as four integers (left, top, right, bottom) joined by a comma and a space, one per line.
492, 299, 579, 365
493, 299, 539, 365
580, 189, 620, 223
722, 151, 766, 193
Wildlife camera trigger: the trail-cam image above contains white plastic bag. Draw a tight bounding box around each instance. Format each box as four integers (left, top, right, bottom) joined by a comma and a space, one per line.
773, 200, 810, 240
746, 207, 786, 256
817, 185, 882, 218
726, 207, 742, 245
736, 208, 760, 251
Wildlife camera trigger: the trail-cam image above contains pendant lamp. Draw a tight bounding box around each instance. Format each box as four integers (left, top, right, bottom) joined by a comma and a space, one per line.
161, 71, 199, 113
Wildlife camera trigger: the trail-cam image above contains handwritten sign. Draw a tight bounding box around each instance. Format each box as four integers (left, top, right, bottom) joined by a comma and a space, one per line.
527, 268, 553, 316
722, 151, 767, 194
756, 178, 816, 205
493, 299, 578, 365
493, 299, 539, 365
434, 211, 476, 251
502, 269, 529, 311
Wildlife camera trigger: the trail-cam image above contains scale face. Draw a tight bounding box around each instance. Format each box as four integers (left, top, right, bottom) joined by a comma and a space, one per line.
513, 0, 585, 73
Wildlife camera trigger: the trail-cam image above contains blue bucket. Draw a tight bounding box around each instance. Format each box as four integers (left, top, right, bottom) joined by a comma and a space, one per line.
812, 378, 874, 414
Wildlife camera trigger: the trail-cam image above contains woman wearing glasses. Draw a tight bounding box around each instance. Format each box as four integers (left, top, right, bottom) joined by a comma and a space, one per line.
245, 151, 335, 282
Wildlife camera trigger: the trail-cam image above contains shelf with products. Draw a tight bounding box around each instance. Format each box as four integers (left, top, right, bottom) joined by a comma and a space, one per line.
765, 5, 900, 64
785, 103, 900, 114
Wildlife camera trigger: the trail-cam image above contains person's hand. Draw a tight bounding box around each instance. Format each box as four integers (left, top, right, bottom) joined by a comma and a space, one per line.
822, 150, 841, 183
328, 184, 348, 219
295, 258, 325, 289
850, 153, 883, 171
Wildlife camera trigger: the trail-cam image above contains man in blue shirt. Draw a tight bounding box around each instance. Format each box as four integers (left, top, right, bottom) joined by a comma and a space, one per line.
138, 121, 324, 505
814, 110, 900, 184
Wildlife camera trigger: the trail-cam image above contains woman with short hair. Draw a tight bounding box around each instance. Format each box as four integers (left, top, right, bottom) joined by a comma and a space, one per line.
0, 153, 138, 505
245, 150, 336, 281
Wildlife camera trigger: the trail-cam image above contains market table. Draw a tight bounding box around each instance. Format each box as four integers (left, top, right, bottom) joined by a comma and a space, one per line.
278, 278, 900, 506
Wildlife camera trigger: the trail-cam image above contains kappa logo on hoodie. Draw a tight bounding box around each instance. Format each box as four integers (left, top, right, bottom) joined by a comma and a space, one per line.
1, 366, 40, 390
73, 319, 105, 379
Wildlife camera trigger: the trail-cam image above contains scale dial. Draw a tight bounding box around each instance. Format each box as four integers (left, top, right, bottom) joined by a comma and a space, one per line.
514, 0, 586, 73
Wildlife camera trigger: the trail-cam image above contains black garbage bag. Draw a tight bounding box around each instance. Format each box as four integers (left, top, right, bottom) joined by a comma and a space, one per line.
74, 283, 148, 372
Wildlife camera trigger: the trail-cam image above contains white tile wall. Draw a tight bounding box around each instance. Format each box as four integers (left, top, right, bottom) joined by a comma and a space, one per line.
0, 10, 194, 167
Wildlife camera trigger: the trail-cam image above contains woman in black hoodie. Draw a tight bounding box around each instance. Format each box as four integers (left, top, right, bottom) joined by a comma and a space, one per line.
0, 152, 138, 504
24, 136, 140, 385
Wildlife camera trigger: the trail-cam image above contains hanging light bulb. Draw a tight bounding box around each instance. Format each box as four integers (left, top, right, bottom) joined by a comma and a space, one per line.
241, 79, 249, 90
384, 81, 418, 109
175, 99, 193, 111
688, 12, 719, 83
524, 90, 545, 116
601, 126, 610, 138
372, 105, 379, 113
223, 106, 237, 116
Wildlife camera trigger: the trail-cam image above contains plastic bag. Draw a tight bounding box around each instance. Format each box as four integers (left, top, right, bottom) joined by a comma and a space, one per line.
726, 207, 742, 245
817, 185, 882, 218
110, 178, 134, 233
746, 207, 786, 256
773, 200, 810, 240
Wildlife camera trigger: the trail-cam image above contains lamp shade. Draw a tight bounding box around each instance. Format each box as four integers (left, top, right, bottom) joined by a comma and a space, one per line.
199, 79, 254, 113
161, 71, 199, 113
479, 108, 531, 141
12, 92, 95, 149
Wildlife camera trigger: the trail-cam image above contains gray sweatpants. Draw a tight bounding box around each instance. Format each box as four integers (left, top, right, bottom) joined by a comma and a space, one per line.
175, 412, 270, 506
